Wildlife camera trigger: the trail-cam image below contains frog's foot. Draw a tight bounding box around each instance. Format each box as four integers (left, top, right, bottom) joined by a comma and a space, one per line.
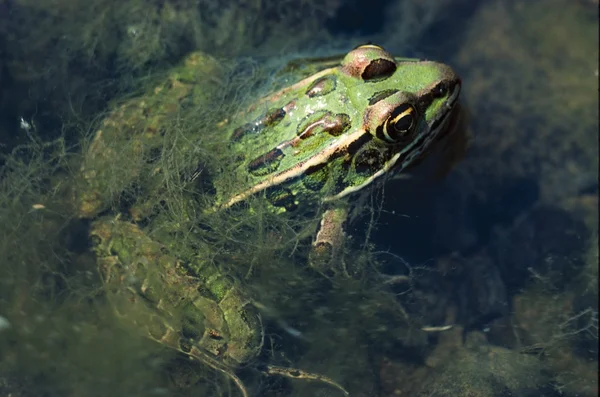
309, 207, 349, 277
264, 364, 349, 396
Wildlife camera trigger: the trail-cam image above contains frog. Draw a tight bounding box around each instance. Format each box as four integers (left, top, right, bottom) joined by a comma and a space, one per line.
77, 45, 461, 272
78, 44, 463, 396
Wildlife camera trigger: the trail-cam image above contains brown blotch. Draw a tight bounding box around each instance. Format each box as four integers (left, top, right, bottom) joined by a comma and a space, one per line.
247, 148, 284, 175
362, 59, 396, 81
231, 123, 253, 142
297, 112, 351, 140
306, 76, 336, 98
231, 108, 286, 142
368, 89, 398, 105
266, 187, 297, 211
341, 45, 396, 79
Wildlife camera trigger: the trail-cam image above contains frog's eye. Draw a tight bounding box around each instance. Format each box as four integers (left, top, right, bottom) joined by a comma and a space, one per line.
382, 104, 417, 143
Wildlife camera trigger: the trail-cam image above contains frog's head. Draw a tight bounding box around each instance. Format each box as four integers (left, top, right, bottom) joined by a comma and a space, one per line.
327, 45, 461, 200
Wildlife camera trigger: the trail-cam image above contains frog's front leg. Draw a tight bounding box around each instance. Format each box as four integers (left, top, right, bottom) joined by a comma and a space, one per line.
309, 204, 351, 277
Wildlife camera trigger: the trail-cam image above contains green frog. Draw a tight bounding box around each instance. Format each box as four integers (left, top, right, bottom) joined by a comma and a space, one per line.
79, 45, 461, 270
81, 44, 462, 396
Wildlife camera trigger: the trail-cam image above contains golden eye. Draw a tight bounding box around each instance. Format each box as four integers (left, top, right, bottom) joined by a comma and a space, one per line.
382, 104, 416, 143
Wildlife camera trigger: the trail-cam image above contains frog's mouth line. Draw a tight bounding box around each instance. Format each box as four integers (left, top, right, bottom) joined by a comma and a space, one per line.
323, 82, 461, 202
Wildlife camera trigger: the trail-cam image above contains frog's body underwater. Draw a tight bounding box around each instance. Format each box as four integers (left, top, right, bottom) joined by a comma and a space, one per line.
83, 44, 462, 397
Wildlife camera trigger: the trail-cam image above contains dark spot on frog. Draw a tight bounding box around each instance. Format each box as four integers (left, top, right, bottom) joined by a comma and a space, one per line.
247, 148, 284, 176
178, 338, 192, 354
346, 132, 373, 157
305, 76, 336, 97
296, 111, 351, 139
230, 107, 286, 142
368, 89, 399, 105
303, 163, 329, 192
196, 281, 219, 302
362, 58, 396, 81
353, 147, 386, 176
266, 186, 297, 212
208, 330, 224, 340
